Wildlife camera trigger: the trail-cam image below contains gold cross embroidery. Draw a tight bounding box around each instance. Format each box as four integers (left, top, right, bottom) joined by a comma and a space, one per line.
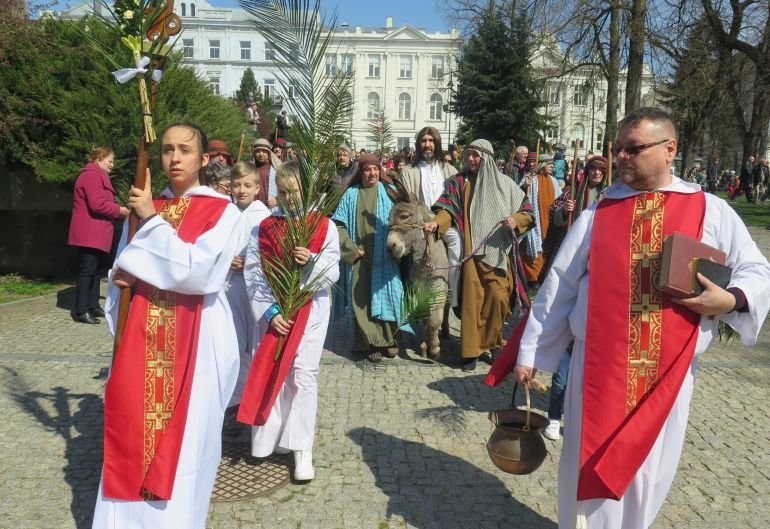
149, 403, 171, 430
630, 293, 661, 322
146, 349, 173, 378
631, 243, 658, 268
148, 300, 174, 327
629, 349, 657, 379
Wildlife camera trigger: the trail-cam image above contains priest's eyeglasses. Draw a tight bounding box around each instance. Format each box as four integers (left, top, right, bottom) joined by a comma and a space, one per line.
611, 139, 669, 157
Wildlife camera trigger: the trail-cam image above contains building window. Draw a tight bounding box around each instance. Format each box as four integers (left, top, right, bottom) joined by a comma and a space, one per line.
209, 77, 220, 95
547, 83, 560, 105
209, 40, 220, 59
367, 92, 380, 119
240, 41, 251, 60
288, 84, 297, 99
397, 137, 411, 151
595, 130, 604, 152
431, 56, 444, 79
574, 84, 588, 106
341, 54, 354, 75
182, 39, 194, 58
545, 126, 559, 142
366, 139, 378, 152
181, 3, 186, 16
264, 42, 275, 61
264, 79, 275, 102
325, 53, 337, 76
399, 55, 412, 78
398, 92, 411, 120
571, 123, 585, 149
190, 3, 195, 16
368, 55, 380, 77
429, 94, 443, 120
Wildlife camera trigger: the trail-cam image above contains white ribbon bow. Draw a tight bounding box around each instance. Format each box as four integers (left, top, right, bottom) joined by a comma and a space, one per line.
112, 56, 163, 84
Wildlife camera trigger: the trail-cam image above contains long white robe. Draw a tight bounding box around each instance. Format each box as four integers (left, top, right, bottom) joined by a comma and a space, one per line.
226, 200, 272, 407
243, 217, 340, 457
94, 186, 242, 529
518, 177, 770, 529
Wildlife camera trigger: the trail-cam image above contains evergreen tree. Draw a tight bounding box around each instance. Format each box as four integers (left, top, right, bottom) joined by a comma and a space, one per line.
0, 16, 247, 196
234, 67, 260, 105
367, 107, 393, 155
452, 4, 544, 158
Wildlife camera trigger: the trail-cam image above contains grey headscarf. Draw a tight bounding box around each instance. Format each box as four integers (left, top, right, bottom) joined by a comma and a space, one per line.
466, 139, 526, 270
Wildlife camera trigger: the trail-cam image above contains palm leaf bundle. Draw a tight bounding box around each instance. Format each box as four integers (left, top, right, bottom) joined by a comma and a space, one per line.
398, 280, 448, 331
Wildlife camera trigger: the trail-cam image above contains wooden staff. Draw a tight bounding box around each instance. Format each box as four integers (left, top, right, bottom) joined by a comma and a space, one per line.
508, 139, 517, 179
237, 129, 246, 163
567, 143, 579, 228
113, 24, 176, 360
606, 141, 613, 187
535, 138, 541, 164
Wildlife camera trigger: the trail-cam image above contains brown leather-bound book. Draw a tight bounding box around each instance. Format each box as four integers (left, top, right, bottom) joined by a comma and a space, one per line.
659, 232, 726, 298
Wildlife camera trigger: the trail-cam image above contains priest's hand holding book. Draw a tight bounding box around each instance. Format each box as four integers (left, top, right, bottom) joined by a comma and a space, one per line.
671, 273, 737, 316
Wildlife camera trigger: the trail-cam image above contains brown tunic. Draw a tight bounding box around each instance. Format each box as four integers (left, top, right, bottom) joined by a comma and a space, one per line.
521, 171, 557, 282
435, 175, 533, 358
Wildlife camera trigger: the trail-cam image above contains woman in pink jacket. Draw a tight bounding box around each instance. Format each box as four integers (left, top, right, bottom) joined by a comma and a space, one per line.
67, 147, 129, 324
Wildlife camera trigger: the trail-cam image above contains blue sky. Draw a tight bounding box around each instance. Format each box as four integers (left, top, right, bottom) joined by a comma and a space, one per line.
47, 0, 454, 32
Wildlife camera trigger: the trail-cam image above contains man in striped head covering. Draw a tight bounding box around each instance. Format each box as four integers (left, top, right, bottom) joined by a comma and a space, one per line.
426, 139, 535, 371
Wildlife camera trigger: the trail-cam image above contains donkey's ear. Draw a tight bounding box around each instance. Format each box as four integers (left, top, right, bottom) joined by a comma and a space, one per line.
385, 182, 401, 202
393, 178, 414, 203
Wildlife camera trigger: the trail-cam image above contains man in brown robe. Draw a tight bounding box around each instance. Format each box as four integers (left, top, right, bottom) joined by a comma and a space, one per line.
425, 139, 534, 371
520, 155, 560, 287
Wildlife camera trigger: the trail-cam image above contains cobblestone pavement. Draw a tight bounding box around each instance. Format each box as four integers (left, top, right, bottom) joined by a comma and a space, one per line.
2, 227, 769, 529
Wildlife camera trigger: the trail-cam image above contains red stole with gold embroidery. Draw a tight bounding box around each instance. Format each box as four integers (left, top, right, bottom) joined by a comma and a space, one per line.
578, 190, 705, 500
103, 196, 230, 501
237, 215, 329, 426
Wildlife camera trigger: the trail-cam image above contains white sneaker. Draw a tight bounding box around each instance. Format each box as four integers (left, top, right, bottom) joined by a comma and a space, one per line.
544, 420, 561, 441
293, 450, 315, 481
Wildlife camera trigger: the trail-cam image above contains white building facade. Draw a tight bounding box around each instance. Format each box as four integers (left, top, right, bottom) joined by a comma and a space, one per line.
531, 37, 658, 158
175, 1, 462, 152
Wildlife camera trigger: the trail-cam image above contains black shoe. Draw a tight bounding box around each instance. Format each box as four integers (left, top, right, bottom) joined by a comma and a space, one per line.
89, 307, 106, 318
461, 357, 478, 372
72, 312, 100, 324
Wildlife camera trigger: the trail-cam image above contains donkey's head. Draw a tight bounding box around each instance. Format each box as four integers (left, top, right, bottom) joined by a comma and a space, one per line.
387, 179, 434, 260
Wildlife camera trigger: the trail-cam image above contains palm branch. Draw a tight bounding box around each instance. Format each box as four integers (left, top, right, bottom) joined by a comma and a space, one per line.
398, 280, 448, 331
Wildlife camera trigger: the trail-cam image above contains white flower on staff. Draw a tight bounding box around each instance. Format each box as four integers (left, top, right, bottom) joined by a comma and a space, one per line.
123, 10, 134, 20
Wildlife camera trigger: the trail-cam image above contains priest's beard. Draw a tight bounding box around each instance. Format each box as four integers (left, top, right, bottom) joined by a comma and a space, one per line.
421, 150, 435, 163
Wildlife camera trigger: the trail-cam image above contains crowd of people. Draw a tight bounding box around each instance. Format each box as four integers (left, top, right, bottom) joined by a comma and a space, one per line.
70, 107, 770, 529
682, 154, 770, 201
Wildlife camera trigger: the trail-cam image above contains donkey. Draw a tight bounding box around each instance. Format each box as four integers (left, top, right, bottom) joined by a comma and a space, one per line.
386, 180, 449, 359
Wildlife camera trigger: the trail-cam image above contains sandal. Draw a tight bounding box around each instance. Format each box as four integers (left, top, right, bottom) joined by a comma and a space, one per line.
383, 346, 398, 358
367, 349, 383, 362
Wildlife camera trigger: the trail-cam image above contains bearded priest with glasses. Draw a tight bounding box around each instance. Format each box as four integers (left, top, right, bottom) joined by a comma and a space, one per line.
513, 107, 770, 529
